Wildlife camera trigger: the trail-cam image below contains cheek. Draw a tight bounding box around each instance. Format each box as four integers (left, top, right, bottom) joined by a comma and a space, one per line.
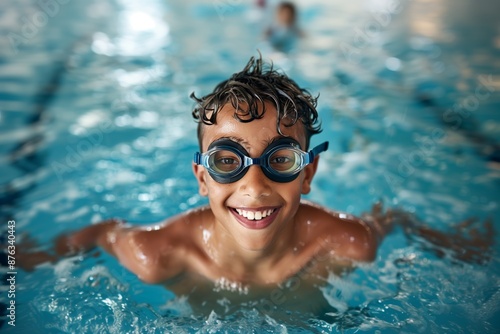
279, 179, 303, 200
294, 172, 311, 197
206, 179, 232, 204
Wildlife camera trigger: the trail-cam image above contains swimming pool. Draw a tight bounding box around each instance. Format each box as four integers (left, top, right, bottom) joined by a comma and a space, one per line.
1, 0, 499, 332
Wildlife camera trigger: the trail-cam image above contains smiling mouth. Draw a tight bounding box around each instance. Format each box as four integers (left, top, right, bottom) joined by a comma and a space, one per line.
229, 207, 280, 229
234, 208, 276, 221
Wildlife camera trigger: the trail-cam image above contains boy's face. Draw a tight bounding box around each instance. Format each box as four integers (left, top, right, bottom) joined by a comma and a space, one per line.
192, 102, 318, 252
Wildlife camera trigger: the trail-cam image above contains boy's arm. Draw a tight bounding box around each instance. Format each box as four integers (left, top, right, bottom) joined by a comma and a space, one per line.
361, 203, 395, 246
55, 219, 181, 283
404, 217, 495, 264
54, 219, 124, 256
12, 219, 123, 272
17, 219, 184, 283
361, 203, 495, 264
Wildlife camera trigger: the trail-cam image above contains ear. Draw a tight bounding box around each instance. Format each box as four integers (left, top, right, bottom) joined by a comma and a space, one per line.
301, 156, 319, 195
192, 162, 209, 196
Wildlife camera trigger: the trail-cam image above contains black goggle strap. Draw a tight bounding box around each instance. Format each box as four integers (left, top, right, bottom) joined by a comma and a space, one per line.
306, 141, 329, 164
193, 152, 202, 165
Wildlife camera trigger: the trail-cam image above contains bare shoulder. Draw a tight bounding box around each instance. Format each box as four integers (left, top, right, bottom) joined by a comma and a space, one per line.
110, 206, 214, 283
153, 206, 213, 240
295, 201, 377, 263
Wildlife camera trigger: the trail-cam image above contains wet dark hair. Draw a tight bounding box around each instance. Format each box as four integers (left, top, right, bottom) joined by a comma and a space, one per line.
190, 55, 321, 150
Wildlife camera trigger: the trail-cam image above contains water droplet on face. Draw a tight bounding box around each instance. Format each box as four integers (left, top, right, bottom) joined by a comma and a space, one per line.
203, 229, 211, 243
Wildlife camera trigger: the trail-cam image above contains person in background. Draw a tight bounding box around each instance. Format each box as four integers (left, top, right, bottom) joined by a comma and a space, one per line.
265, 2, 303, 53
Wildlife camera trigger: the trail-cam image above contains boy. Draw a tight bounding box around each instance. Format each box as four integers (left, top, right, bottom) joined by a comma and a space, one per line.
19, 55, 493, 314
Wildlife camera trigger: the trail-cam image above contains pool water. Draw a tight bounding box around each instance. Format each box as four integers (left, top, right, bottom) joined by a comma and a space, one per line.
1, 0, 500, 333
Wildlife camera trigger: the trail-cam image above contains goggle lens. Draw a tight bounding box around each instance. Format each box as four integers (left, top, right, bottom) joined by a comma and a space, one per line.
209, 150, 242, 173
268, 149, 301, 173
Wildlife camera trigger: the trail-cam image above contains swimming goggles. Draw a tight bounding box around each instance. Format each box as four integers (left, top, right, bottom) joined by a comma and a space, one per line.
194, 138, 329, 183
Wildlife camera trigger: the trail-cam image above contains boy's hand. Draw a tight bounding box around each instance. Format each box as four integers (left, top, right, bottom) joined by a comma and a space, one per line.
6, 233, 57, 272
412, 217, 495, 264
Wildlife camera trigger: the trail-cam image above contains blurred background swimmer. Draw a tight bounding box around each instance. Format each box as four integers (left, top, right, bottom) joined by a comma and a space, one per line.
264, 1, 303, 53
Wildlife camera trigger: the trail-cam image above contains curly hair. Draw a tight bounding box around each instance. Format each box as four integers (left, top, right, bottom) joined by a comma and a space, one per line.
190, 55, 322, 149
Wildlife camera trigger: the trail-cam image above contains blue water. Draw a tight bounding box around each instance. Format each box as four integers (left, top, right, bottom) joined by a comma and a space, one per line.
1, 0, 500, 333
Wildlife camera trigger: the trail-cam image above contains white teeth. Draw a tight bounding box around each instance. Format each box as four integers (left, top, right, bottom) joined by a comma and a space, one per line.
234, 208, 275, 221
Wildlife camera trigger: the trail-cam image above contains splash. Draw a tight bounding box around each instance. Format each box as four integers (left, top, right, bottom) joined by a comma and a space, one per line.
213, 277, 249, 295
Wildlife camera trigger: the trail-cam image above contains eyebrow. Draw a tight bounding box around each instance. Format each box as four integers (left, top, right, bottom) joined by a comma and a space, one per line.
213, 135, 290, 151
264, 136, 288, 146
216, 136, 250, 146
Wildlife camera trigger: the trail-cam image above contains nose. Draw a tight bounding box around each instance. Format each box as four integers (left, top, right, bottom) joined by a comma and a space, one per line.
238, 165, 272, 198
